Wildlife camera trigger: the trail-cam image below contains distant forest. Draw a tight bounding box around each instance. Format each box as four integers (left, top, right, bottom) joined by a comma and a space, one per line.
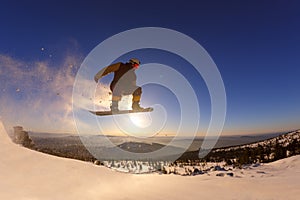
14, 128, 300, 167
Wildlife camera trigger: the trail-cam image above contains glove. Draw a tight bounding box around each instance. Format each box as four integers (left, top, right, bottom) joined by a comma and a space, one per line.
94, 76, 99, 83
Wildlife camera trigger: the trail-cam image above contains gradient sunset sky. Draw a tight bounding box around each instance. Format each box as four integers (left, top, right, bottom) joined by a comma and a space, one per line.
0, 0, 299, 135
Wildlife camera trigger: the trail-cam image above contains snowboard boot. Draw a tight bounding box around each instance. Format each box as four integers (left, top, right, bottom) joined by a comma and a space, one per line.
110, 101, 119, 112
132, 101, 149, 112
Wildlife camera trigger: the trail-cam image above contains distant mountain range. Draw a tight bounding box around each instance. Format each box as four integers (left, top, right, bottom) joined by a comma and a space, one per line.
177, 129, 300, 164
21, 129, 300, 164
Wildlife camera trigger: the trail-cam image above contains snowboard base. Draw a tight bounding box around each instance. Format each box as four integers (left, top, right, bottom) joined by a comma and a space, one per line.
89, 108, 153, 116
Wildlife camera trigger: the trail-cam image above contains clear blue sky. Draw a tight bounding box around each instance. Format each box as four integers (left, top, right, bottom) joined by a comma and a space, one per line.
0, 0, 299, 135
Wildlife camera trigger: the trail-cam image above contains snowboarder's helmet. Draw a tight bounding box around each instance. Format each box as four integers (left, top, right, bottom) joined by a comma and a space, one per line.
129, 58, 140, 65
129, 58, 140, 69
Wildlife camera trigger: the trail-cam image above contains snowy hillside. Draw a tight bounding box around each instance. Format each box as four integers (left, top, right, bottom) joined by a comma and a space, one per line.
215, 129, 300, 152
1, 123, 300, 199
190, 129, 300, 166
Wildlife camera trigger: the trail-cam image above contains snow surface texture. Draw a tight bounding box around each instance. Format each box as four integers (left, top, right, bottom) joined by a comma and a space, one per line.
0, 122, 299, 200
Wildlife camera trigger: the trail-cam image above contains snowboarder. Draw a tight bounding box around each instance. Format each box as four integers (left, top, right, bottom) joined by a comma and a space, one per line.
94, 58, 150, 112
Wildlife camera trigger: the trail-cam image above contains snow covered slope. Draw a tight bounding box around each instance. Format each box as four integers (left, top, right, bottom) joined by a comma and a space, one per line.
0, 122, 299, 200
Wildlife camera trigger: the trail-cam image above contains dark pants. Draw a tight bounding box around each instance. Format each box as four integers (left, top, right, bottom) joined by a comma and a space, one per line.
110, 84, 142, 102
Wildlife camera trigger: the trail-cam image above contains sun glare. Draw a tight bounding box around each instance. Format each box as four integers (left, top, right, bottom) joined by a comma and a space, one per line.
129, 113, 152, 128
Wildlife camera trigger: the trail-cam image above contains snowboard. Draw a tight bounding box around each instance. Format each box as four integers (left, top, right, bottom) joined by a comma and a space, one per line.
89, 107, 153, 116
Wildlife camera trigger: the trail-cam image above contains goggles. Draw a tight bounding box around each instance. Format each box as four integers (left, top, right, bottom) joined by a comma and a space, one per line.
132, 62, 140, 69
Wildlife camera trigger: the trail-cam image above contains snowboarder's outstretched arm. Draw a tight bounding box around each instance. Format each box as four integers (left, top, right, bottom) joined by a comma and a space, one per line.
94, 62, 122, 83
